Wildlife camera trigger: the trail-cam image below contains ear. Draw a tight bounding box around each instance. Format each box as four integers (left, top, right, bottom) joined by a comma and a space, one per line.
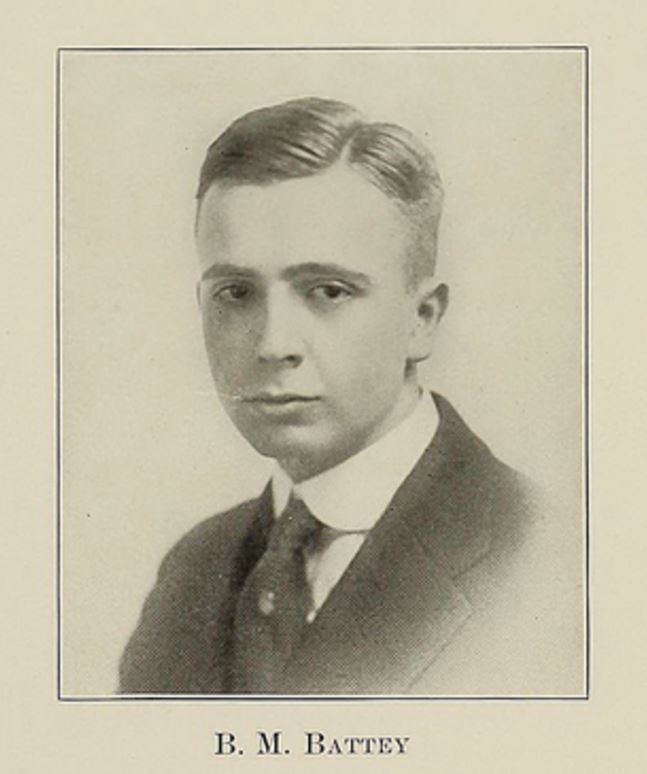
407, 279, 449, 363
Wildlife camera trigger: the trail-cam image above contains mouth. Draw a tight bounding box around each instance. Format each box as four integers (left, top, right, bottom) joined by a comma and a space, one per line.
243, 393, 321, 405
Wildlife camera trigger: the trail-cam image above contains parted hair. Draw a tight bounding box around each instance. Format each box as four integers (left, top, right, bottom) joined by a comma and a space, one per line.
196, 97, 444, 278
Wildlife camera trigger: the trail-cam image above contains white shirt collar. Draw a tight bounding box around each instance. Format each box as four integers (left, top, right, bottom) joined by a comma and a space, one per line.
271, 391, 439, 532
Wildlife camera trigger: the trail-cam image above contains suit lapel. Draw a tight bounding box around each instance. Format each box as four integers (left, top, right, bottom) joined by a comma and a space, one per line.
191, 487, 275, 693
281, 395, 495, 693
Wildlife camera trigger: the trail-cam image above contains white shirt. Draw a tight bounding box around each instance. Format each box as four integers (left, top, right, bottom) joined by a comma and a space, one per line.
271, 391, 439, 621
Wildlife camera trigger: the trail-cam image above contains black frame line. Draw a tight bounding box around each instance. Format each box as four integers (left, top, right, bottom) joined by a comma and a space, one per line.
58, 45, 587, 52
55, 47, 62, 702
583, 46, 591, 700
55, 44, 591, 703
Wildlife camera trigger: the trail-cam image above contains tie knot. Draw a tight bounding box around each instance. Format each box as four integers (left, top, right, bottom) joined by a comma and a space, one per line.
271, 494, 321, 553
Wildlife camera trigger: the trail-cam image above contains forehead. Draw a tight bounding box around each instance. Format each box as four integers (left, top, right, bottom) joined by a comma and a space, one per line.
195, 165, 411, 276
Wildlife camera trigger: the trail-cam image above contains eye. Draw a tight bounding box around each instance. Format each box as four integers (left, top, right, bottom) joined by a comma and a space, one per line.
309, 282, 354, 304
211, 283, 253, 303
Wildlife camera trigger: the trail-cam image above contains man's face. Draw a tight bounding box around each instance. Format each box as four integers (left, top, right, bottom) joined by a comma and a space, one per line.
196, 165, 434, 480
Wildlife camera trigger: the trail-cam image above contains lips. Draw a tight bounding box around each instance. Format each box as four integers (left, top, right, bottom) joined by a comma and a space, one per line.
244, 393, 321, 405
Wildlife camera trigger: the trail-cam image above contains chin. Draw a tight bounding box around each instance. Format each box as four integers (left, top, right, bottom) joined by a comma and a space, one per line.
247, 428, 326, 459
243, 425, 344, 471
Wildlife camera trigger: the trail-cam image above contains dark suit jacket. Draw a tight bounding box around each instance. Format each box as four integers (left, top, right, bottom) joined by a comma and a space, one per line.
119, 394, 580, 695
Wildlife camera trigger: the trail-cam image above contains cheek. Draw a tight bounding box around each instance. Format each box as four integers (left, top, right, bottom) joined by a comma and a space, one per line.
318, 302, 410, 388
202, 311, 253, 380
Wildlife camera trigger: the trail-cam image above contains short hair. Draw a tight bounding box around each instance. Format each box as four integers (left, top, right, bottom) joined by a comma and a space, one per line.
196, 97, 444, 280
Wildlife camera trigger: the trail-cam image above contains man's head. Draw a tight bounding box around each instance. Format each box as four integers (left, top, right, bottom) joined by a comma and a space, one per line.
195, 97, 448, 481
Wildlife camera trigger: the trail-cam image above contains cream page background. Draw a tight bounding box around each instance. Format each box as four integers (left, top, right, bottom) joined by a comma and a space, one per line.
1, 1, 645, 772
60, 50, 583, 695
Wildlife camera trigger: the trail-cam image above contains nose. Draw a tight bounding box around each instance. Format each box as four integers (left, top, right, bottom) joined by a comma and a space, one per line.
256, 288, 304, 366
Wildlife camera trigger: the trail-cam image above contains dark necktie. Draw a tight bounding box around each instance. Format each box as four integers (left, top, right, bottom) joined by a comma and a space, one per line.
230, 494, 321, 692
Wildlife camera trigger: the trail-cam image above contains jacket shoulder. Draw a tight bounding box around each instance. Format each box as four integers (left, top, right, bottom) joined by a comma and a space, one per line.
414, 397, 581, 694
155, 496, 263, 579
430, 392, 541, 556
118, 494, 268, 694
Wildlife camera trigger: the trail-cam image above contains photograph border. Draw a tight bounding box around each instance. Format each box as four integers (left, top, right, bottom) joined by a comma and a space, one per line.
55, 44, 590, 703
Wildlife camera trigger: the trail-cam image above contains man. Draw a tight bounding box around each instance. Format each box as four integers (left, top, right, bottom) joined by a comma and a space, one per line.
119, 97, 570, 695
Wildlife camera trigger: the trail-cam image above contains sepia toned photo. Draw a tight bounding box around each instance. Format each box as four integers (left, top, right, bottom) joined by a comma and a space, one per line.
58, 48, 587, 698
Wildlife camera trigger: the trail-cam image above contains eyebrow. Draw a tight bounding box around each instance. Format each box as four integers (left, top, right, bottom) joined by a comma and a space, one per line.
200, 263, 258, 282
283, 262, 372, 286
200, 261, 372, 286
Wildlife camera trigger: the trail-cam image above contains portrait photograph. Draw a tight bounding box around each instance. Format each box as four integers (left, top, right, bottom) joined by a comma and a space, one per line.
57, 47, 587, 698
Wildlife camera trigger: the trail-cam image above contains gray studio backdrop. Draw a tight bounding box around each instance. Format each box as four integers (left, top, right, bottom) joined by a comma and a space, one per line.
60, 49, 585, 695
